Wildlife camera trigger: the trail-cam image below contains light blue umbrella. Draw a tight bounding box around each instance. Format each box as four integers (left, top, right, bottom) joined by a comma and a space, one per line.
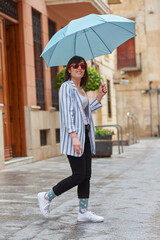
41, 14, 136, 67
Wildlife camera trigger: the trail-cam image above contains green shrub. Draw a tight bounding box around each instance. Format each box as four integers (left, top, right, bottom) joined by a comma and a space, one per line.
55, 66, 102, 92
55, 67, 66, 89
95, 127, 114, 136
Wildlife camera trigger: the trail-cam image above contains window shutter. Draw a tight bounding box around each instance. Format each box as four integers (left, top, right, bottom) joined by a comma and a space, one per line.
117, 38, 136, 69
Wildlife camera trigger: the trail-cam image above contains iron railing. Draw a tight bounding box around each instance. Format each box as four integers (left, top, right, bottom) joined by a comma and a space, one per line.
126, 112, 139, 144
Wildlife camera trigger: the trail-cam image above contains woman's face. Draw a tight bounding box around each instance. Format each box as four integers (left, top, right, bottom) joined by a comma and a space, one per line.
68, 61, 85, 80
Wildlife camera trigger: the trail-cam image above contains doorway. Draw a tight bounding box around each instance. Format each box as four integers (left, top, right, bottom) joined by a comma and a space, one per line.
0, 18, 26, 160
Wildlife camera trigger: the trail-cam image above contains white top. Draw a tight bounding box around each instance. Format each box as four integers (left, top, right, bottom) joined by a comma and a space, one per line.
79, 94, 89, 125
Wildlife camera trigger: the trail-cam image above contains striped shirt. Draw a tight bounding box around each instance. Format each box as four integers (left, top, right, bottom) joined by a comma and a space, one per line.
59, 79, 102, 157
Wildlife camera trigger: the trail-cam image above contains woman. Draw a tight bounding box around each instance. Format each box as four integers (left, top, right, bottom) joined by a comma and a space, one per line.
38, 56, 107, 222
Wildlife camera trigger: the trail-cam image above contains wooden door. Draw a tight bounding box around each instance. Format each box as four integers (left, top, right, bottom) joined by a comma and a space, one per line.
5, 22, 24, 157
0, 17, 26, 160
0, 18, 12, 160
0, 19, 3, 104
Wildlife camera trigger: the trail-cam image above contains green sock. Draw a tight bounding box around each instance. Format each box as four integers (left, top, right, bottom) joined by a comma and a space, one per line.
79, 198, 88, 214
45, 189, 56, 202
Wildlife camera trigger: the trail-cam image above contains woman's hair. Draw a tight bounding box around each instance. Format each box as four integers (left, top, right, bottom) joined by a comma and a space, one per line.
64, 56, 89, 87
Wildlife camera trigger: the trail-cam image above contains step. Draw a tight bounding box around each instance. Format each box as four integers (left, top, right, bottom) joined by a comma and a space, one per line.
112, 139, 136, 146
5, 156, 33, 168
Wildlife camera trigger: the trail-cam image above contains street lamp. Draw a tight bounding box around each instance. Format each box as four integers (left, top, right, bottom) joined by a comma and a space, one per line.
156, 87, 160, 136
114, 78, 129, 85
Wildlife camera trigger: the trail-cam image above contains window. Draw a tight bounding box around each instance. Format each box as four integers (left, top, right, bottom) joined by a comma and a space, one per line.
40, 130, 47, 146
40, 129, 51, 146
48, 19, 59, 110
56, 129, 60, 143
107, 80, 112, 118
0, 0, 18, 20
117, 38, 136, 69
32, 9, 45, 110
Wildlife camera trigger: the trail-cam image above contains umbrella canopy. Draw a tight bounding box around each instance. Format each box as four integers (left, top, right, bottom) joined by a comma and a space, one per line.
41, 14, 136, 67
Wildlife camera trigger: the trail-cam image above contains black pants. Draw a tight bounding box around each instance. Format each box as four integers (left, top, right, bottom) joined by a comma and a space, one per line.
53, 128, 91, 199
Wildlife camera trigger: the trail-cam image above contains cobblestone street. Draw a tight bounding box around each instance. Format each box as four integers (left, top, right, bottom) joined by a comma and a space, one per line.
0, 138, 160, 240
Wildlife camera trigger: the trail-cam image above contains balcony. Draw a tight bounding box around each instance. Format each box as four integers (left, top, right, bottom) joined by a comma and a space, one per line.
117, 53, 142, 73
45, 0, 110, 22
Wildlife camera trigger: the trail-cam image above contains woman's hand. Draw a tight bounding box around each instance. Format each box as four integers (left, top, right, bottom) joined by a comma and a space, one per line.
96, 83, 107, 102
70, 132, 83, 155
72, 137, 83, 155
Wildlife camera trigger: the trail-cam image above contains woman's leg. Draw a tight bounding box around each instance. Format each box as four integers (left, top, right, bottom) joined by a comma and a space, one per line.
52, 153, 86, 196
77, 132, 104, 222
77, 131, 91, 214
53, 130, 91, 198
77, 133, 91, 199
38, 154, 86, 218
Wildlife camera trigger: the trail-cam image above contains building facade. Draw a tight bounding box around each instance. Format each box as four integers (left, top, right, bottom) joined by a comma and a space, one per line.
111, 0, 160, 139
0, 0, 121, 169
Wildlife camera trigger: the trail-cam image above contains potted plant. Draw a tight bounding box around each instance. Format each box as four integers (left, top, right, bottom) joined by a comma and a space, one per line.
95, 127, 114, 157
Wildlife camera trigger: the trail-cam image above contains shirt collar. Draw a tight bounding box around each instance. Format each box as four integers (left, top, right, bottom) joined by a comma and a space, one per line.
68, 79, 78, 90
68, 79, 87, 96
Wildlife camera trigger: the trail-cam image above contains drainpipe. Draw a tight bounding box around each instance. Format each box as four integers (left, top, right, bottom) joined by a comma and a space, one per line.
157, 86, 160, 137
149, 81, 154, 137
149, 91, 154, 136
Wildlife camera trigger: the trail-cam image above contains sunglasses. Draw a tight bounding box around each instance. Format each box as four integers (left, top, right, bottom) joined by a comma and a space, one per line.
69, 63, 87, 70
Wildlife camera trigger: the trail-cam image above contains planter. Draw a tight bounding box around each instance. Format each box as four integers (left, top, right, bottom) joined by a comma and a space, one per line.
95, 134, 112, 157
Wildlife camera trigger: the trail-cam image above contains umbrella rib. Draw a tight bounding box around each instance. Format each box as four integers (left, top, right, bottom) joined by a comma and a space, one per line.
74, 32, 77, 55
47, 42, 59, 67
108, 22, 136, 36
90, 27, 112, 54
83, 29, 95, 59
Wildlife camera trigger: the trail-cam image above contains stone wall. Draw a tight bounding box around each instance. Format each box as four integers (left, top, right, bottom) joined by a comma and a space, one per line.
111, 0, 160, 137
25, 106, 61, 162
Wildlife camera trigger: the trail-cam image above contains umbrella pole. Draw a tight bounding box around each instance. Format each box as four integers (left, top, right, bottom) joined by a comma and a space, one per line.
93, 58, 103, 83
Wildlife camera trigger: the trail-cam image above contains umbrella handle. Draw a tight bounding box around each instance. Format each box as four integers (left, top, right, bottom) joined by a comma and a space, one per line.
100, 78, 104, 84
93, 58, 104, 84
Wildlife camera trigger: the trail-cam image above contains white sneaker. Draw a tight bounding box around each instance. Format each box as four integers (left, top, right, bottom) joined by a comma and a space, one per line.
37, 192, 51, 218
77, 211, 104, 223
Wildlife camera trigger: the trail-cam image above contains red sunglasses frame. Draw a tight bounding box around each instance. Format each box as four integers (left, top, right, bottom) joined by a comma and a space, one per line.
69, 63, 87, 70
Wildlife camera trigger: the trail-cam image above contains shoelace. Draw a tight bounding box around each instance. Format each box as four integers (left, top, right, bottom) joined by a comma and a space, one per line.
88, 211, 95, 215
87, 211, 96, 218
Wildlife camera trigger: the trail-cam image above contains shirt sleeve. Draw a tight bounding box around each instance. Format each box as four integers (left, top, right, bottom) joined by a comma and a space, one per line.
59, 83, 76, 133
90, 98, 102, 113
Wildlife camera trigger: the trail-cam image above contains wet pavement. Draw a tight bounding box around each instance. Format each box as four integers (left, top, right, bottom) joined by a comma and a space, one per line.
0, 138, 160, 240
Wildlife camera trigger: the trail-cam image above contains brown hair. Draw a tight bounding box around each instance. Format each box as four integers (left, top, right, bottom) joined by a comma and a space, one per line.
64, 56, 89, 87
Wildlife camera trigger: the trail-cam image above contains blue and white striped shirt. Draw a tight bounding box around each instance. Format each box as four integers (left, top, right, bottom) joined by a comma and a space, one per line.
59, 79, 102, 157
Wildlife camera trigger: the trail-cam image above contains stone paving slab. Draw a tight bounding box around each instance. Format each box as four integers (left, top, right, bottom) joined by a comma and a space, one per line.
0, 138, 160, 240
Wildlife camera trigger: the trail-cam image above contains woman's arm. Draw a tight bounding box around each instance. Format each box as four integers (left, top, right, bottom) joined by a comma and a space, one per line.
96, 83, 107, 102
90, 83, 107, 112
59, 82, 76, 133
59, 83, 82, 154
90, 99, 102, 113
